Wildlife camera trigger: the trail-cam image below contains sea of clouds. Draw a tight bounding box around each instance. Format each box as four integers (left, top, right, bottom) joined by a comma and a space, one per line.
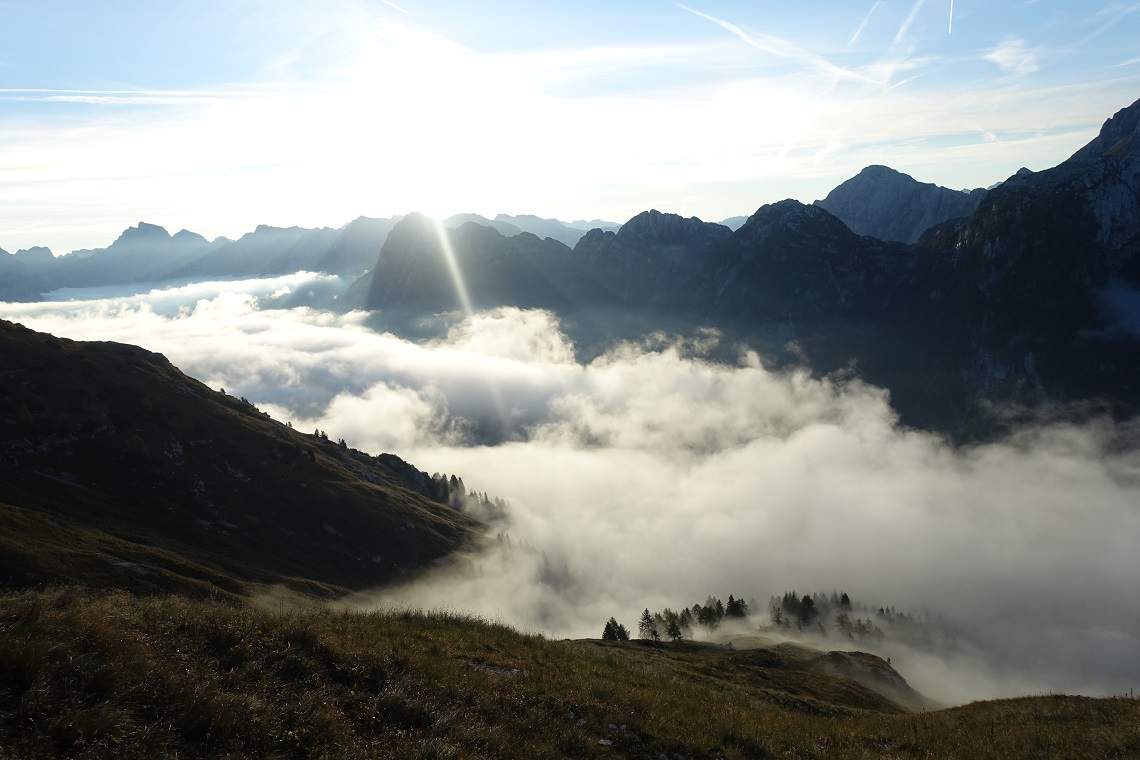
3, 274, 1139, 706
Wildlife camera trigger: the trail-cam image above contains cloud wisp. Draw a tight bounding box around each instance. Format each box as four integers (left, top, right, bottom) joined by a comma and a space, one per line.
3, 282, 1139, 705
984, 37, 1041, 74
678, 4, 880, 87
894, 0, 929, 45
849, 0, 886, 46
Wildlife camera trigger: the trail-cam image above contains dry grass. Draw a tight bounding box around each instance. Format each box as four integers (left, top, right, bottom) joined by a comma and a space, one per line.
1, 588, 1137, 759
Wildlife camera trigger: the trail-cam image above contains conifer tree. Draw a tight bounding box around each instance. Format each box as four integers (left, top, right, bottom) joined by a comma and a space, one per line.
638, 609, 655, 640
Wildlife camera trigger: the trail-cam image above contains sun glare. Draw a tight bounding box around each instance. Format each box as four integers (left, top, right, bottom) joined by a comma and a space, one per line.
431, 216, 473, 315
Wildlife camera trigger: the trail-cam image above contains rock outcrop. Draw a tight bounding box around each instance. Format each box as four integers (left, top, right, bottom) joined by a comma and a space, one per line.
815, 165, 986, 244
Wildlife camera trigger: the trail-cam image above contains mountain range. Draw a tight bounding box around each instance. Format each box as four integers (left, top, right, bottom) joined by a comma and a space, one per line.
4, 97, 1139, 437
0, 213, 624, 301
349, 97, 1140, 436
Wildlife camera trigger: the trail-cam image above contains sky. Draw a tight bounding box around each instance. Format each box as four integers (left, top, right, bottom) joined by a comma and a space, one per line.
2, 0, 1140, 254
2, 280, 1140, 705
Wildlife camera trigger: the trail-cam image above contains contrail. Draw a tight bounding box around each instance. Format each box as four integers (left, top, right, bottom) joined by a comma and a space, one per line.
949, 0, 954, 33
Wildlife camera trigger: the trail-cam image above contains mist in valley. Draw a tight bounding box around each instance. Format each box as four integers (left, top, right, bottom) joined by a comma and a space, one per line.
3, 276, 1139, 707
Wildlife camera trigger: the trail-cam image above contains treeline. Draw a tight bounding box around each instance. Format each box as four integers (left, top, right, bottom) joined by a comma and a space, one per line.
608, 594, 751, 642
427, 472, 509, 523
302, 429, 510, 523
604, 589, 956, 650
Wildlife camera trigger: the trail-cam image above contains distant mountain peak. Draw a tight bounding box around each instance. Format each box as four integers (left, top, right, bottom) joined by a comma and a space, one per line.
815, 166, 986, 244
172, 229, 208, 245
113, 221, 171, 246
617, 209, 728, 242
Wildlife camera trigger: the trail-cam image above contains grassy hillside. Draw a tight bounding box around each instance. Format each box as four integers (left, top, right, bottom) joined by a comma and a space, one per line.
1, 588, 1137, 759
0, 318, 481, 598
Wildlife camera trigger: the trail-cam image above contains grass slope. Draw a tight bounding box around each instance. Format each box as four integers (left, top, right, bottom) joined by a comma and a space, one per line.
1, 588, 1137, 760
0, 319, 481, 597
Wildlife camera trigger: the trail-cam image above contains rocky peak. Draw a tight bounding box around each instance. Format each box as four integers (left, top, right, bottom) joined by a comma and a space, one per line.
734, 199, 855, 249
815, 165, 986, 244
172, 229, 209, 246
379, 212, 453, 252
615, 209, 730, 248
111, 221, 171, 247
14, 246, 55, 265
978, 96, 1140, 256
1068, 97, 1140, 164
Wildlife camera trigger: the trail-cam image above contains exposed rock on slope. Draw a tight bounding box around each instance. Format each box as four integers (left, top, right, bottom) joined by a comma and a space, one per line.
815, 165, 986, 244
705, 200, 914, 321
905, 98, 1140, 426
573, 209, 732, 308
355, 213, 594, 315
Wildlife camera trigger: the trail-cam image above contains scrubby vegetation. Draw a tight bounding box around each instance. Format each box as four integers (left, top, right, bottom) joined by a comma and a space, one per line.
624, 589, 957, 654
2, 588, 1138, 759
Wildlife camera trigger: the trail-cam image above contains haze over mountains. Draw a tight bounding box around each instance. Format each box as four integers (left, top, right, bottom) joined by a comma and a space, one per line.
344, 97, 1140, 438
5, 99, 1140, 439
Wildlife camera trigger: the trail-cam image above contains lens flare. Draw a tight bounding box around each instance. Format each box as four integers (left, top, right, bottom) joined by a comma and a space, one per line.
432, 217, 474, 315
430, 215, 510, 431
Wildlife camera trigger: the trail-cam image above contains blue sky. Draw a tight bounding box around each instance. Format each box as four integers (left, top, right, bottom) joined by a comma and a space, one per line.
2, 0, 1139, 253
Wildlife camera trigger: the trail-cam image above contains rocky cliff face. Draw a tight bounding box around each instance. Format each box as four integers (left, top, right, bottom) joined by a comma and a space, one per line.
815, 165, 986, 244
574, 209, 731, 308
902, 98, 1140, 428
360, 213, 590, 315
705, 200, 914, 320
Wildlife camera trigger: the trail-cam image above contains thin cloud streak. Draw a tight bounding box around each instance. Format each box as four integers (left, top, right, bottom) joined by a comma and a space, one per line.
895, 0, 929, 44
1083, 2, 1140, 36
849, 0, 885, 46
676, 4, 880, 86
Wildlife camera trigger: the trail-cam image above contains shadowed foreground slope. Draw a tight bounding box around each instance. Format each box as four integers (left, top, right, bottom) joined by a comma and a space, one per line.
1, 588, 1137, 760
0, 319, 481, 598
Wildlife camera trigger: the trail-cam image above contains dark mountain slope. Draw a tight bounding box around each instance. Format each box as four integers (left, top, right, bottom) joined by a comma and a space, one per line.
0, 319, 481, 597
705, 200, 914, 321
354, 213, 599, 316
347, 210, 735, 350
815, 165, 986, 244
697, 200, 915, 371
900, 98, 1140, 429
574, 209, 732, 309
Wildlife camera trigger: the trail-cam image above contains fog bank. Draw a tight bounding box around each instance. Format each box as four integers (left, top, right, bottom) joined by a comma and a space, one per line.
3, 278, 1139, 705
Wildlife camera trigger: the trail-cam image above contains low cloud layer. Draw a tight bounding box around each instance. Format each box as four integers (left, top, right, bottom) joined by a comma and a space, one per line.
4, 277, 1139, 705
